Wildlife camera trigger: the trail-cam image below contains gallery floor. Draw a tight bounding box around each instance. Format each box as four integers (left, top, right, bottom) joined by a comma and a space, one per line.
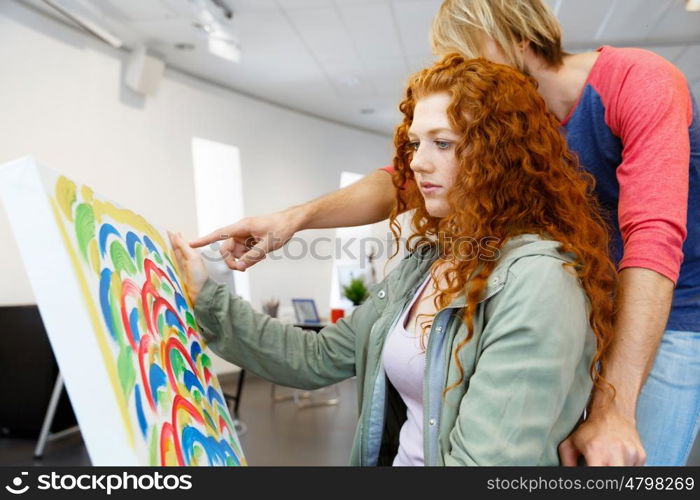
1, 373, 698, 466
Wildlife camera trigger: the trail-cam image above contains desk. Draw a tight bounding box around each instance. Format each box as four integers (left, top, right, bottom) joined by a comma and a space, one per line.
293, 323, 327, 332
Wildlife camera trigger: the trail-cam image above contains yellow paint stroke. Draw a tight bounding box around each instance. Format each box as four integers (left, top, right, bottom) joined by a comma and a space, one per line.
88, 239, 100, 275
55, 176, 76, 222
81, 184, 94, 205
49, 197, 136, 449
92, 199, 167, 251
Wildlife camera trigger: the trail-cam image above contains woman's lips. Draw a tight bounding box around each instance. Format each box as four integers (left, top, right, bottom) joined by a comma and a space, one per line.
420, 182, 442, 194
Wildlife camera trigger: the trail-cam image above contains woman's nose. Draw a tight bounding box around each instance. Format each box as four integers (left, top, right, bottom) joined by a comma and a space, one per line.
410, 146, 430, 173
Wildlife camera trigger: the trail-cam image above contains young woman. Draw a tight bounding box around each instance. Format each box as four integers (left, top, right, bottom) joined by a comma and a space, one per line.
190, 0, 699, 467
171, 56, 617, 465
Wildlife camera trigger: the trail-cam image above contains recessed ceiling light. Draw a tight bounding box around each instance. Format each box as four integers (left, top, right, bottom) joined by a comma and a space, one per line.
192, 22, 213, 34
360, 108, 375, 115
687, 0, 700, 11
174, 43, 196, 51
208, 36, 241, 63
341, 76, 361, 88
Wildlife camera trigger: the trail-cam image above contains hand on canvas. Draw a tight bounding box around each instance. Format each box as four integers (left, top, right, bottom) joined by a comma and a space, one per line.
558, 406, 646, 466
188, 209, 303, 272
169, 231, 209, 307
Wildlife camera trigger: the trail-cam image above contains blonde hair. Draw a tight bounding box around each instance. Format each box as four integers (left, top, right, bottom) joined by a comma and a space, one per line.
430, 0, 566, 70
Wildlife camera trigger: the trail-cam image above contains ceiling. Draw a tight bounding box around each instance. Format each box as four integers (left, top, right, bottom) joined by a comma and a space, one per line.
20, 0, 700, 136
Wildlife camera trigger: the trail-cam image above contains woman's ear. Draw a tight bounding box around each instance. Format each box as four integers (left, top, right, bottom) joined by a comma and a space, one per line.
517, 39, 535, 74
518, 39, 530, 55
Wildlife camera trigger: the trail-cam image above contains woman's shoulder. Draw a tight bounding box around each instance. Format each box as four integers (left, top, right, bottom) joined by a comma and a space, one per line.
482, 237, 592, 344
492, 233, 574, 274
488, 234, 582, 302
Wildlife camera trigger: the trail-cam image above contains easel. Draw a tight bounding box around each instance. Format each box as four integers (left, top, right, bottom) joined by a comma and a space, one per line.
223, 369, 248, 435
34, 373, 80, 459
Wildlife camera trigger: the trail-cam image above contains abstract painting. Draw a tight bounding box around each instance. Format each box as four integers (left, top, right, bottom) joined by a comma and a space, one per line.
0, 158, 245, 466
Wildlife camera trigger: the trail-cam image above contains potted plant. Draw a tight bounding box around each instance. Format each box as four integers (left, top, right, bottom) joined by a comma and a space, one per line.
342, 275, 369, 310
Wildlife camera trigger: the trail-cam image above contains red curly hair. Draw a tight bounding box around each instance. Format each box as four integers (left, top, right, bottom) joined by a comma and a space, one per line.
389, 54, 617, 394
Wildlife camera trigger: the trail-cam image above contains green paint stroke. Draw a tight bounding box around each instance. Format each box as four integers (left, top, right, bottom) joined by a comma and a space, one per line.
203, 408, 216, 430
149, 425, 158, 466
135, 244, 144, 273
217, 401, 236, 432
156, 386, 168, 409
185, 312, 197, 330
109, 272, 126, 346
117, 346, 136, 398
110, 241, 137, 276
192, 445, 203, 464
170, 349, 186, 380
177, 330, 187, 346
200, 353, 212, 370
74, 203, 95, 262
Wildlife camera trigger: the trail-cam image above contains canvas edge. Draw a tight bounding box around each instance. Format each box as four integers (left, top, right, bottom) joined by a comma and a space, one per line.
0, 157, 139, 466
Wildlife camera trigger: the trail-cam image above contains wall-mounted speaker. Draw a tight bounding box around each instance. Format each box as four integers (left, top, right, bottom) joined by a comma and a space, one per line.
124, 45, 165, 96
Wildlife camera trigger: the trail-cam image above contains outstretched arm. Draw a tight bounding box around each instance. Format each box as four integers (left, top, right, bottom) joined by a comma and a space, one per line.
189, 168, 396, 271
169, 231, 376, 389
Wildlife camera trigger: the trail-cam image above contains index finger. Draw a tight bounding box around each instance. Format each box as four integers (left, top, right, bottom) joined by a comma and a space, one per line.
189, 226, 236, 249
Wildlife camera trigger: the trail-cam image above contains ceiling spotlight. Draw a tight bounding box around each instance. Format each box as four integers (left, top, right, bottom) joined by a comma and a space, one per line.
174, 43, 196, 51
189, 1, 241, 63
687, 0, 700, 11
208, 35, 241, 63
209, 0, 233, 20
192, 22, 213, 34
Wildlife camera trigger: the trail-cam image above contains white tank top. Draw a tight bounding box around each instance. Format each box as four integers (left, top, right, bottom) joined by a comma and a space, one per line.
382, 274, 432, 466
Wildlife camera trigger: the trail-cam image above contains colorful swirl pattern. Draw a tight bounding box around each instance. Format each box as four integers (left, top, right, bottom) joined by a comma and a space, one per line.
52, 175, 245, 466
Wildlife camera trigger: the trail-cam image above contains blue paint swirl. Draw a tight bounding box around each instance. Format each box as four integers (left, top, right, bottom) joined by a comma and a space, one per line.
143, 236, 160, 259
148, 364, 166, 405
99, 268, 116, 339
134, 384, 148, 438
125, 231, 142, 259
190, 342, 201, 362
98, 224, 121, 257
181, 426, 239, 466
207, 386, 225, 408
174, 292, 188, 313
183, 371, 205, 396
128, 308, 141, 343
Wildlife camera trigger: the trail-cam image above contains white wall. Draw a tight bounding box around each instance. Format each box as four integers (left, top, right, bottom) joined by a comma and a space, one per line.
0, 0, 393, 329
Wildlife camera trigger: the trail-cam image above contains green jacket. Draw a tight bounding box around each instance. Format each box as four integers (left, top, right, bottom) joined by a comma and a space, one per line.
194, 234, 596, 466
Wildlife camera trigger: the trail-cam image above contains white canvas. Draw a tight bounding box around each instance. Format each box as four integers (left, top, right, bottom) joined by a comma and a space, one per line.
0, 157, 246, 466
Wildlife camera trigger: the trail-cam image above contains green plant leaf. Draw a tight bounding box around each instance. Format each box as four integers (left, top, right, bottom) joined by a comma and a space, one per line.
342, 276, 369, 305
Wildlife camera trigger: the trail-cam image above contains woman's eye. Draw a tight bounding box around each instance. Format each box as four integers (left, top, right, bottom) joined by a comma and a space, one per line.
435, 140, 452, 150
408, 141, 419, 152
